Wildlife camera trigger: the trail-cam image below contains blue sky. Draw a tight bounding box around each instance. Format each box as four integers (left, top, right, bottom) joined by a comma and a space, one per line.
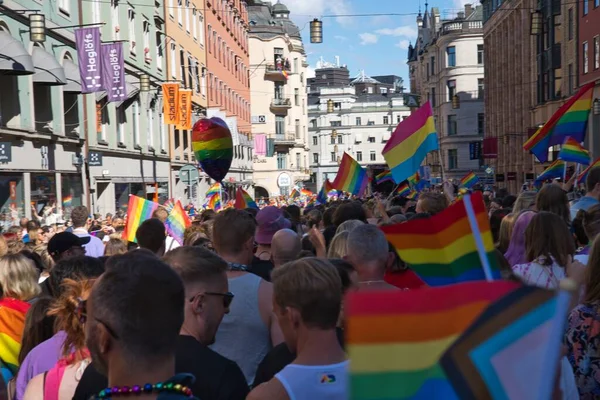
284, 0, 472, 88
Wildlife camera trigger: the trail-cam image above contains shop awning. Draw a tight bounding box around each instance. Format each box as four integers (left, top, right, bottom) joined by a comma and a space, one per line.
32, 47, 66, 86
0, 32, 35, 75
63, 59, 81, 93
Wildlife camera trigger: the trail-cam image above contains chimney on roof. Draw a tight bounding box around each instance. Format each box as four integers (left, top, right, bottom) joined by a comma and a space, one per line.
465, 3, 473, 18
457, 11, 465, 19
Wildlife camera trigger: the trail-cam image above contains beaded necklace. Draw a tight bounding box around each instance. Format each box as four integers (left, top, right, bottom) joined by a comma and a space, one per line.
97, 382, 194, 399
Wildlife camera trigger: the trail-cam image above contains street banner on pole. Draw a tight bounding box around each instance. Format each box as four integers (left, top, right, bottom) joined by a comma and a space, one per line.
101, 42, 127, 102
162, 83, 179, 125
75, 27, 103, 93
177, 89, 192, 130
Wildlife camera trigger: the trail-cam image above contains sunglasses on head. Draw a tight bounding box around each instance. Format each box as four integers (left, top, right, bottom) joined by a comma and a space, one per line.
189, 291, 234, 308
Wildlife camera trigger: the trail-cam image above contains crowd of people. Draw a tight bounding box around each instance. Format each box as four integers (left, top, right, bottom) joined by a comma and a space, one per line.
3, 168, 600, 399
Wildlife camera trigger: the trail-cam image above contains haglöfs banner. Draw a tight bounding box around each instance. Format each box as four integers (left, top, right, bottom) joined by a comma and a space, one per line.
74, 27, 103, 93
101, 42, 127, 102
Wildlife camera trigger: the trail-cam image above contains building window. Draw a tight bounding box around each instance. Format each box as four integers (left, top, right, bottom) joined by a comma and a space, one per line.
207, 25, 212, 52
180, 49, 187, 87
447, 114, 457, 136
330, 152, 336, 162
568, 8, 574, 41
147, 107, 154, 148
447, 46, 456, 67
217, 37, 222, 63
111, 0, 120, 40
356, 117, 361, 125
568, 63, 574, 95
192, 9, 198, 39
478, 79, 484, 99
311, 119, 317, 128
367, 120, 375, 126
201, 67, 206, 97
313, 153, 319, 164
159, 112, 166, 150
477, 44, 484, 64
447, 80, 456, 101
584, 0, 589, 15
338, 135, 343, 144
198, 14, 205, 45
478, 113, 484, 135
133, 98, 140, 147
330, 121, 341, 127
295, 119, 300, 139
597, 0, 600, 7
595, 36, 600, 70
370, 151, 376, 161
396, 115, 401, 123
368, 136, 376, 143
275, 115, 285, 136
293, 58, 298, 73
356, 151, 362, 162
185, 0, 190, 32
584, 42, 589, 74
128, 8, 136, 54
96, 99, 108, 142
277, 153, 287, 169
116, 106, 125, 144
448, 149, 458, 170
294, 88, 299, 106
312, 136, 318, 145
177, 0, 183, 24
143, 20, 150, 62
156, 32, 163, 69
296, 153, 301, 170
330, 136, 335, 145
430, 56, 435, 75
431, 87, 436, 107
170, 43, 177, 78
58, 0, 70, 15
383, 116, 389, 125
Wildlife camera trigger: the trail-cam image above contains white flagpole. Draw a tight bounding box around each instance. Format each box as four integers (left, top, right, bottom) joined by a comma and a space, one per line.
463, 194, 494, 281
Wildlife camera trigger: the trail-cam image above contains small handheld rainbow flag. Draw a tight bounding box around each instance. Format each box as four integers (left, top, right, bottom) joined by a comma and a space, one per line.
558, 137, 591, 165
62, 195, 73, 207
375, 170, 394, 185
381, 191, 500, 286
524, 82, 594, 162
290, 188, 300, 198
346, 281, 519, 400
535, 159, 566, 184
406, 190, 419, 200
282, 70, 289, 80
165, 200, 191, 245
206, 182, 221, 198
382, 101, 439, 184
235, 187, 258, 209
332, 153, 368, 196
396, 183, 410, 197
122, 195, 160, 243
317, 179, 334, 204
301, 188, 313, 197
460, 171, 479, 189
206, 193, 221, 211
577, 157, 600, 184
162, 198, 175, 213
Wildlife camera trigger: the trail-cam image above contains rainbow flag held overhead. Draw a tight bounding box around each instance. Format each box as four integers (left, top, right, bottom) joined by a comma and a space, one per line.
441, 285, 571, 399
396, 183, 411, 197
558, 136, 591, 165
123, 196, 160, 243
406, 190, 419, 200
524, 82, 594, 162
62, 195, 73, 207
235, 187, 258, 209
0, 298, 30, 382
535, 159, 566, 184
206, 182, 221, 198
165, 200, 191, 245
460, 171, 479, 189
332, 153, 368, 196
382, 101, 439, 184
206, 193, 221, 211
162, 198, 175, 213
317, 179, 335, 204
381, 192, 500, 286
301, 188, 313, 196
577, 157, 600, 185
290, 188, 300, 198
346, 281, 520, 400
375, 170, 395, 185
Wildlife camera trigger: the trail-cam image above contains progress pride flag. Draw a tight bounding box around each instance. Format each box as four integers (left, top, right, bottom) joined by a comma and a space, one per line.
75, 27, 103, 93
101, 42, 127, 102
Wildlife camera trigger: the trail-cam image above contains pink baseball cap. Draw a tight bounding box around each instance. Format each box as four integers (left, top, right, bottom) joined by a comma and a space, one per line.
255, 206, 292, 245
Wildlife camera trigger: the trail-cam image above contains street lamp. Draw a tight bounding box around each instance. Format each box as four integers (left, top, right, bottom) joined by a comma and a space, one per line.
140, 74, 151, 92
29, 14, 46, 43
310, 19, 323, 43
327, 99, 334, 113
452, 94, 460, 109
594, 98, 600, 116
530, 11, 542, 36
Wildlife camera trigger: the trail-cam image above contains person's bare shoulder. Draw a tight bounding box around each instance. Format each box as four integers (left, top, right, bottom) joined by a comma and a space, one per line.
22, 372, 44, 400
246, 378, 289, 400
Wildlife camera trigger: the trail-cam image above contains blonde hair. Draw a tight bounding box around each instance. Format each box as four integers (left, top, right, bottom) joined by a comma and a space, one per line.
335, 219, 364, 235
513, 191, 537, 214
327, 231, 350, 259
497, 213, 516, 254
0, 235, 7, 257
0, 254, 41, 300
104, 238, 127, 256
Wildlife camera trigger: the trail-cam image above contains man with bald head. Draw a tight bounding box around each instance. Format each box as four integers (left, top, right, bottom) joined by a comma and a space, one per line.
271, 229, 301, 269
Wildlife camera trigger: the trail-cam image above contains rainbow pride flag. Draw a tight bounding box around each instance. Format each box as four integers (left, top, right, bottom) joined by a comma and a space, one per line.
406, 190, 419, 200
317, 179, 334, 204
577, 157, 600, 184
375, 170, 394, 185
535, 159, 566, 184
206, 182, 221, 198
282, 70, 289, 80
0, 298, 30, 382
206, 193, 221, 211
332, 153, 368, 196
62, 195, 73, 207
558, 137, 591, 164
165, 200, 191, 245
381, 192, 500, 286
460, 171, 479, 189
235, 187, 258, 209
346, 281, 519, 400
122, 196, 160, 243
382, 101, 439, 184
524, 82, 594, 162
301, 188, 313, 196
396, 183, 411, 197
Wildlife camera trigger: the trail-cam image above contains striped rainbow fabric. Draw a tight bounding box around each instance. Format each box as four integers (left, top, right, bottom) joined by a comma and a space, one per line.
235, 187, 258, 209
558, 137, 591, 165
332, 153, 368, 196
165, 200, 191, 245
375, 170, 394, 185
347, 281, 519, 399
535, 159, 566, 184
524, 82, 594, 162
459, 171, 479, 189
0, 298, 30, 382
396, 183, 411, 197
122, 196, 160, 243
206, 182, 221, 198
577, 157, 600, 185
206, 193, 221, 211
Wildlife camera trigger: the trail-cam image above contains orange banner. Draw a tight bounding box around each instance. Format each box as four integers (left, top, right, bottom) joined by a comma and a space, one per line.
177, 89, 192, 130
162, 83, 179, 125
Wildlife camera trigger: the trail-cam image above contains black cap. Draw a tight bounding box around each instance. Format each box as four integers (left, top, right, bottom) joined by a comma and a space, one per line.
48, 232, 91, 257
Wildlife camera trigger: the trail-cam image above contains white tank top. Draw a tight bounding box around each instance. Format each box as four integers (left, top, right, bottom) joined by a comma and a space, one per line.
275, 360, 349, 400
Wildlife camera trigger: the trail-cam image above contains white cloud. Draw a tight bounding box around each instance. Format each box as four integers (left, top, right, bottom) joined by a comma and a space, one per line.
306, 65, 316, 79
359, 33, 378, 45
334, 35, 348, 42
453, 0, 472, 9
395, 40, 410, 50
375, 26, 418, 39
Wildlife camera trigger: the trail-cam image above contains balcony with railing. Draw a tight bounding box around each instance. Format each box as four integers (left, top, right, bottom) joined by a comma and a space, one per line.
264, 64, 292, 82
440, 20, 482, 35
273, 132, 296, 148
270, 97, 292, 113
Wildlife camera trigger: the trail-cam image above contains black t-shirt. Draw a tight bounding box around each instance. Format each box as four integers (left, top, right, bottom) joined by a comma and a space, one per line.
252, 327, 345, 388
73, 335, 249, 400
249, 257, 273, 282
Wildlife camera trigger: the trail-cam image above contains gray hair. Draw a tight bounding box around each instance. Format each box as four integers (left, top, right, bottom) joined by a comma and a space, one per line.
346, 224, 389, 264
336, 219, 365, 235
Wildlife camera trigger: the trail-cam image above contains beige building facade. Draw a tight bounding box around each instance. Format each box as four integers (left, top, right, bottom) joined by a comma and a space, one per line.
248, 1, 310, 198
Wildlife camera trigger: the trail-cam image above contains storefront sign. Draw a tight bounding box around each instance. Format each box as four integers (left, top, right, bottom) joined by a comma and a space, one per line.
507, 172, 517, 181
469, 141, 482, 160
162, 83, 179, 125
177, 90, 192, 130
0, 142, 11, 162
88, 151, 103, 167
101, 42, 126, 102
9, 181, 16, 200
75, 27, 103, 93
277, 173, 291, 188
